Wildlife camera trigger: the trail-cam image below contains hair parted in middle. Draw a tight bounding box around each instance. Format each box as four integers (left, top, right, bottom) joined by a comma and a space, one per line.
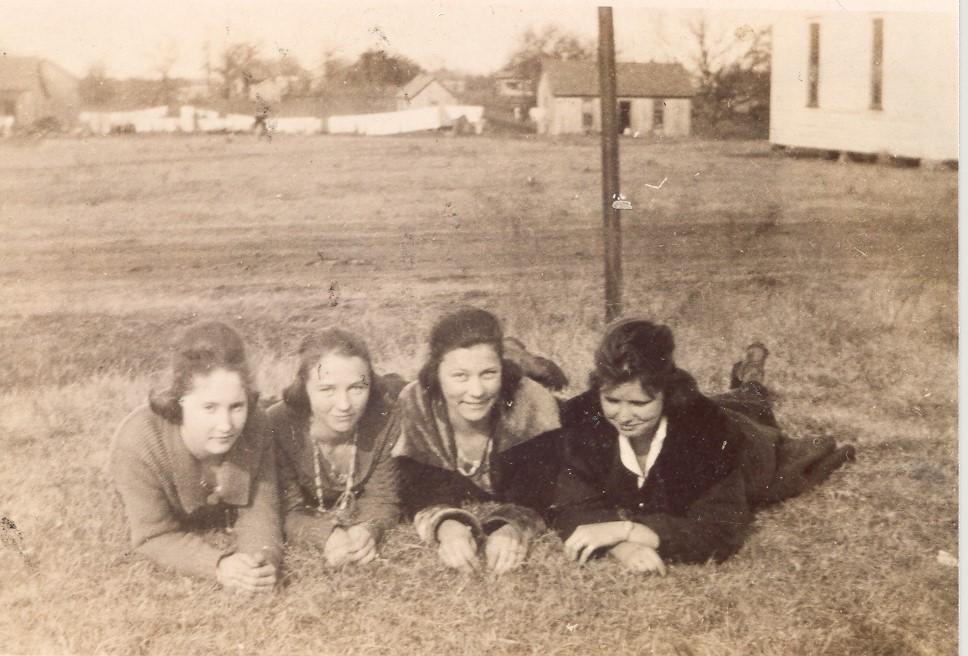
148, 321, 257, 424
589, 317, 698, 408
417, 306, 522, 409
282, 327, 375, 415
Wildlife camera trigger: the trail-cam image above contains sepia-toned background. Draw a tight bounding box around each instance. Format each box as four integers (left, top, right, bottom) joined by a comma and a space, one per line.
0, 1, 957, 653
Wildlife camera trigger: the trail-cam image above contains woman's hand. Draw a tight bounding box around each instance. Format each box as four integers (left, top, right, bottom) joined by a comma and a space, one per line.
436, 519, 479, 572
323, 527, 352, 567
343, 524, 378, 565
216, 552, 277, 593
609, 542, 667, 575
564, 521, 633, 564
484, 523, 527, 575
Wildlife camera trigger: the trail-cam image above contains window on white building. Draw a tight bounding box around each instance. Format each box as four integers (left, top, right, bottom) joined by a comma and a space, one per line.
807, 22, 820, 108
871, 18, 884, 110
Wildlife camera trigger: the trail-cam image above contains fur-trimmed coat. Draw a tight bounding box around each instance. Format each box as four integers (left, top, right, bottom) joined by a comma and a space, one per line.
392, 376, 561, 545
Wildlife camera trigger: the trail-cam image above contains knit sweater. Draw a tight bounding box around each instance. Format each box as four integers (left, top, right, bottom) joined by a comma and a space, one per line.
266, 375, 402, 548
392, 376, 561, 544
109, 404, 283, 580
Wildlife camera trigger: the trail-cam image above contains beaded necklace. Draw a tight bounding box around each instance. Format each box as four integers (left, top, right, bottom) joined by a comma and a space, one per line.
308, 428, 358, 522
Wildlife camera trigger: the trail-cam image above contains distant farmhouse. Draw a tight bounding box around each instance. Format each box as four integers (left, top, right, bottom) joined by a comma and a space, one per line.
493, 67, 534, 99
535, 60, 694, 136
396, 73, 461, 110
770, 11, 957, 161
0, 57, 79, 130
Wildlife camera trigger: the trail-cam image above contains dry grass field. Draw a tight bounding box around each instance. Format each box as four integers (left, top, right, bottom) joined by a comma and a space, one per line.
0, 133, 957, 655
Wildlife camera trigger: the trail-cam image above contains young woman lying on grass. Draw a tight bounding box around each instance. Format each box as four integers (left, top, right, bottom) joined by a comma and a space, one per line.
266, 329, 404, 567
109, 322, 283, 593
393, 307, 563, 574
551, 319, 856, 574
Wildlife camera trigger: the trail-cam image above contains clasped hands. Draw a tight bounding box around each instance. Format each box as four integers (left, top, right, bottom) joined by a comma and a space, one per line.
216, 551, 277, 594
436, 519, 526, 575
564, 521, 666, 575
324, 523, 378, 567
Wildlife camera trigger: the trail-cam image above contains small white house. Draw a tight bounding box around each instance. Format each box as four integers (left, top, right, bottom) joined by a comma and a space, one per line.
536, 60, 693, 136
396, 74, 460, 111
770, 11, 957, 161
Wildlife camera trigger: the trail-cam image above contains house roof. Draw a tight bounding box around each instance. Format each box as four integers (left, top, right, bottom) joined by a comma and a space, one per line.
493, 67, 525, 80
541, 60, 695, 98
395, 74, 459, 100
0, 56, 42, 91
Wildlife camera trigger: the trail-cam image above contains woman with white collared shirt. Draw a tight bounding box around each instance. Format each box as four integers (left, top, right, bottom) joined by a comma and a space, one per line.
550, 319, 855, 574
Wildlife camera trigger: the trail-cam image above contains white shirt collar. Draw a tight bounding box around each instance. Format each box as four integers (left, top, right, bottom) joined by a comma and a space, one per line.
617, 416, 668, 489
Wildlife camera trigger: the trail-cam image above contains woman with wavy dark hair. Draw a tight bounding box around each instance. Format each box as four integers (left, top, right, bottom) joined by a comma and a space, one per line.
393, 307, 562, 574
266, 328, 403, 567
551, 318, 855, 574
109, 321, 282, 593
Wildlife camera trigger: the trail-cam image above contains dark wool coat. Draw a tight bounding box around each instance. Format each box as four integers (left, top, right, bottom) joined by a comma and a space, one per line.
551, 389, 757, 565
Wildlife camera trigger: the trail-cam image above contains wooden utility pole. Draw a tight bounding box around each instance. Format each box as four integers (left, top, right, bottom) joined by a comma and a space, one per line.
598, 6, 622, 322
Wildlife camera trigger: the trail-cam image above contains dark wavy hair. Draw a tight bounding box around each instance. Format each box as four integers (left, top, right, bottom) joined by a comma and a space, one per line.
149, 321, 257, 424
589, 318, 698, 411
281, 328, 375, 416
417, 306, 522, 411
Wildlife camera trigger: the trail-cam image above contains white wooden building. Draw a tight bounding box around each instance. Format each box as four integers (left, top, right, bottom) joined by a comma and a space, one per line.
770, 11, 957, 161
395, 74, 460, 111
536, 60, 693, 137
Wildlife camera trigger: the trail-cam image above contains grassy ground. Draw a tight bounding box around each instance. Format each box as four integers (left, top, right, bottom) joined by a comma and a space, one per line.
0, 133, 957, 655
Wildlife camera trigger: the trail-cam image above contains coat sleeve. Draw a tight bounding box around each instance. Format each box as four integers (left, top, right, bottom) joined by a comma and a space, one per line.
231, 438, 284, 570
397, 457, 486, 545
481, 504, 545, 542
110, 439, 225, 580
631, 467, 753, 564
551, 461, 626, 540
352, 426, 402, 542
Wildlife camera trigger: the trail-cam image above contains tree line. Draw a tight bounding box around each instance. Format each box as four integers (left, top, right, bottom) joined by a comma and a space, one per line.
78, 18, 770, 135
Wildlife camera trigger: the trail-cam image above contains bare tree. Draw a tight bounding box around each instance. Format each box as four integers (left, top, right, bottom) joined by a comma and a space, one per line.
149, 37, 179, 104
215, 41, 263, 99
687, 14, 771, 135
78, 61, 114, 106
504, 25, 595, 86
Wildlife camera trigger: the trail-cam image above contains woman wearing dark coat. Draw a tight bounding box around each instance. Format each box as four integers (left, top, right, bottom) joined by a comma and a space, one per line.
551, 319, 855, 574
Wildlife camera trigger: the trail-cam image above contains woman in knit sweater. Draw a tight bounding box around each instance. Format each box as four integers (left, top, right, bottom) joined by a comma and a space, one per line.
393, 307, 562, 574
266, 329, 403, 566
109, 322, 283, 593
550, 319, 855, 574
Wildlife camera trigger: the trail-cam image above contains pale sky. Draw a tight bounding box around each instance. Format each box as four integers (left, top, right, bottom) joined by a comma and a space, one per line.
0, 0, 955, 80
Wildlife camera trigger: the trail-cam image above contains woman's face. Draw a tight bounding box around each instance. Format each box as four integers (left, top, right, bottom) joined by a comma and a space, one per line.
179, 368, 249, 459
438, 343, 502, 426
600, 380, 665, 441
305, 353, 371, 440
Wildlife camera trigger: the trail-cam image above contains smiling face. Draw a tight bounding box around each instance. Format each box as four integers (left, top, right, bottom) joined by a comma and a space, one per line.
599, 380, 665, 442
179, 368, 249, 460
438, 343, 502, 428
305, 353, 371, 441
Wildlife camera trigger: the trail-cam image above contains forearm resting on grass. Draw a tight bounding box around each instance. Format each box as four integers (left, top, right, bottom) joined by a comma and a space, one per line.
563, 520, 658, 564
